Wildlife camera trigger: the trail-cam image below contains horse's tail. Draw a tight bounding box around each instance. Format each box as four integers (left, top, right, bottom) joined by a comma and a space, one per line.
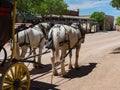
53, 34, 59, 60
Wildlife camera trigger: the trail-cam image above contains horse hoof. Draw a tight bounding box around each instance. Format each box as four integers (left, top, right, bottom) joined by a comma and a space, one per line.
33, 64, 44, 68
53, 69, 58, 76
53, 72, 58, 76
53, 73, 58, 76
74, 65, 79, 69
60, 70, 67, 76
68, 64, 73, 70
60, 72, 67, 77
33, 64, 37, 68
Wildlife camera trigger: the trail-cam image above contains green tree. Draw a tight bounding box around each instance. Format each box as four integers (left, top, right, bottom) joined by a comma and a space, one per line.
17, 0, 68, 16
116, 17, 120, 25
111, 0, 120, 10
90, 12, 105, 30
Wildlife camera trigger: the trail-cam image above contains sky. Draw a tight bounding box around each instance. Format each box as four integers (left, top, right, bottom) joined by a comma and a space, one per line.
64, 0, 120, 20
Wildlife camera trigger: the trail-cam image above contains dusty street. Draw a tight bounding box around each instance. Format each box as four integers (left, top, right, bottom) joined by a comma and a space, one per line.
2, 31, 120, 90
29, 31, 120, 90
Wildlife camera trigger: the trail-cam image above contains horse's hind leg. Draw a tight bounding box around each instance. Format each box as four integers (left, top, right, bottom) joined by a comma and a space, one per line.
20, 46, 28, 59
75, 44, 81, 69
36, 48, 43, 68
51, 50, 58, 76
32, 48, 37, 68
68, 51, 73, 69
60, 50, 67, 76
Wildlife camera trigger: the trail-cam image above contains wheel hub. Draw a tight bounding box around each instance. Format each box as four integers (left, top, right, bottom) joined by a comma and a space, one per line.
13, 78, 21, 89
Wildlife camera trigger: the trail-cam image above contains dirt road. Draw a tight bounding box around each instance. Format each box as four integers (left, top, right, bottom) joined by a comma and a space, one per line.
29, 31, 120, 90
3, 31, 120, 90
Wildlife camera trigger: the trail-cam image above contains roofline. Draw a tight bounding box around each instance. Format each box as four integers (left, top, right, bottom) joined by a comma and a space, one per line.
45, 14, 92, 20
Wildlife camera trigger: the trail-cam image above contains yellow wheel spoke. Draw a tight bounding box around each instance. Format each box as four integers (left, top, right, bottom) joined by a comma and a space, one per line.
10, 68, 15, 80
20, 75, 26, 81
3, 85, 12, 90
6, 73, 13, 82
15, 65, 20, 78
15, 65, 17, 78
10, 87, 14, 90
18, 66, 23, 78
21, 79, 28, 84
21, 84, 27, 88
17, 65, 21, 78
20, 80, 28, 89
20, 71, 27, 80
18, 87, 22, 90
4, 78, 13, 85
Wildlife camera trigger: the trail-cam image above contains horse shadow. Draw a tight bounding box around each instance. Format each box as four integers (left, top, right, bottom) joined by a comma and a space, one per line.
30, 64, 52, 75
63, 63, 97, 79
110, 47, 120, 54
30, 80, 59, 90
30, 61, 62, 75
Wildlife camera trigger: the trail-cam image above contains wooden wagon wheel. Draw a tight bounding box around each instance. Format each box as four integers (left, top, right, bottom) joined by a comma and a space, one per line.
0, 62, 30, 90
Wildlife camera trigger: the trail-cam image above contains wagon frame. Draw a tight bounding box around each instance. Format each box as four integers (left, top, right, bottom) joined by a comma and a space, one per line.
0, 0, 50, 90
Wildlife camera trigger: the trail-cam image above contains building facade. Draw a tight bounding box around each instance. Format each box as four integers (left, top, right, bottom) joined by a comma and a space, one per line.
103, 15, 114, 31
44, 14, 98, 33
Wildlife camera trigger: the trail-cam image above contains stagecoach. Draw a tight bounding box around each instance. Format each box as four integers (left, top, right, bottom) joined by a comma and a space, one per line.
0, 0, 30, 89
0, 0, 51, 90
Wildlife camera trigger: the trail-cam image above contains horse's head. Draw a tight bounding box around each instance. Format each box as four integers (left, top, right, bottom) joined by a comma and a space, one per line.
38, 23, 48, 39
48, 22, 55, 28
38, 22, 55, 39
71, 23, 79, 29
71, 23, 86, 43
79, 24, 86, 43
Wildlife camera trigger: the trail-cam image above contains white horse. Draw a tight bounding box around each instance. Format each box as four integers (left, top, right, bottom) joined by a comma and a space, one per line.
15, 23, 50, 68
46, 23, 86, 76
